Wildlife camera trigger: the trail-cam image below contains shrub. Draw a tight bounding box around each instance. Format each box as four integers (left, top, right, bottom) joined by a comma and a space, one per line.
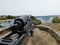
31, 16, 41, 25
52, 17, 60, 23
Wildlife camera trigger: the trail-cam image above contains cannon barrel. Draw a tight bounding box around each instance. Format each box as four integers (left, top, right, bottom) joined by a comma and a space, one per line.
11, 16, 32, 31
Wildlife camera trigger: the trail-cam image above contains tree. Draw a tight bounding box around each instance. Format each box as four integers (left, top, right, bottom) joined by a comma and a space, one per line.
31, 16, 41, 25
52, 17, 60, 23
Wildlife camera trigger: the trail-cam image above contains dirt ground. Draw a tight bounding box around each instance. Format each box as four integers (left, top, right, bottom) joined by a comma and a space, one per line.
23, 28, 59, 45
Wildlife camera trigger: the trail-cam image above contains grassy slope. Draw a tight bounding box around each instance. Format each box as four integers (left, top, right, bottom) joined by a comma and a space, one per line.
41, 23, 60, 31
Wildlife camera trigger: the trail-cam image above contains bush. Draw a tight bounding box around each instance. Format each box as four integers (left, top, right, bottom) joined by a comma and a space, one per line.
31, 16, 41, 25
52, 17, 60, 23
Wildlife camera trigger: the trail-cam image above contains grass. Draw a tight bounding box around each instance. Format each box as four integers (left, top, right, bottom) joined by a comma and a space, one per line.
0, 19, 14, 23
41, 23, 60, 31
0, 20, 5, 22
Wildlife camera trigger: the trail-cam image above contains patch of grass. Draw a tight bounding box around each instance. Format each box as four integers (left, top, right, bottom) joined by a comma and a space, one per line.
41, 23, 60, 31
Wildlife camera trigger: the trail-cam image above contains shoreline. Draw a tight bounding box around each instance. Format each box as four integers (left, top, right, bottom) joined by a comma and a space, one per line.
0, 19, 14, 23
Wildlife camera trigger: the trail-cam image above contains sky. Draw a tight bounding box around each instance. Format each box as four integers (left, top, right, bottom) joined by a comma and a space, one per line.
0, 0, 60, 16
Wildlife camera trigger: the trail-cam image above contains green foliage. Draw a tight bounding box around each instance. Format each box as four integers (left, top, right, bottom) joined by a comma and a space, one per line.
52, 17, 60, 23
31, 16, 41, 25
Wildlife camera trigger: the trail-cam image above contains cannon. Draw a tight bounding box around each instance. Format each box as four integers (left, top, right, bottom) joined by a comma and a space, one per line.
0, 16, 34, 45
11, 15, 33, 35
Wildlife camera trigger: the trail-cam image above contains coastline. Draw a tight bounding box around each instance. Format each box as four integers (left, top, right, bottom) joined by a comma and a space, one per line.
0, 19, 14, 23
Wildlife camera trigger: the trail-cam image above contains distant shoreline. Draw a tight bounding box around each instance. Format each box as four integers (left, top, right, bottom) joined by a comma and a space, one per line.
0, 19, 14, 23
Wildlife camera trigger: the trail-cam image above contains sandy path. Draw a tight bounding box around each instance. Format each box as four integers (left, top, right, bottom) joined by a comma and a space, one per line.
23, 28, 59, 45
